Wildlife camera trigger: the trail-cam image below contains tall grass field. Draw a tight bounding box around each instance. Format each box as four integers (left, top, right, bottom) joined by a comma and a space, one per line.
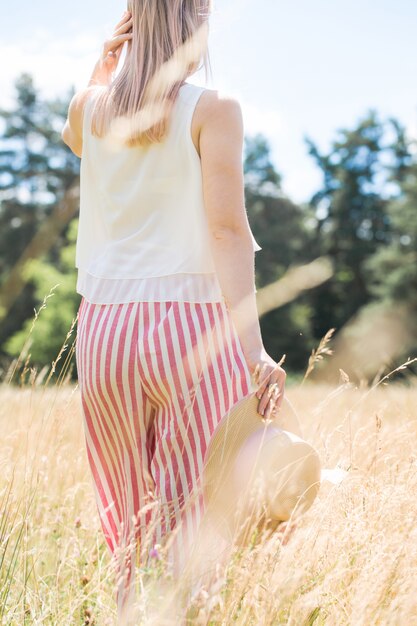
1, 319, 417, 624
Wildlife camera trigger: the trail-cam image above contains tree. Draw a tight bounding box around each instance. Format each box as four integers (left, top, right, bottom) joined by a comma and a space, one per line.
0, 73, 80, 361
244, 134, 318, 372
364, 152, 417, 361
305, 110, 407, 337
4, 218, 81, 381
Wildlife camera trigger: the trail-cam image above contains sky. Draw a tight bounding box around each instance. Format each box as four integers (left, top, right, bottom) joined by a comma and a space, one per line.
1, 0, 416, 204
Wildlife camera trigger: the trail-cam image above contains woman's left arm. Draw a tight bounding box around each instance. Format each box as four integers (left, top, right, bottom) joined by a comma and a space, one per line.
61, 90, 92, 157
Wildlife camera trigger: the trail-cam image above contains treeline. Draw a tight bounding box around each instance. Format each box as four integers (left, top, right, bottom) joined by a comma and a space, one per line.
0, 73, 416, 383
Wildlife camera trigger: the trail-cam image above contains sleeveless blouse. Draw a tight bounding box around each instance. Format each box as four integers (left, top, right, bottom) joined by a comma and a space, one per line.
75, 81, 262, 304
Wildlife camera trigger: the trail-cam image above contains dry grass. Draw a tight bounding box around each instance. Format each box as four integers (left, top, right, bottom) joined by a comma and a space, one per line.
1, 377, 417, 625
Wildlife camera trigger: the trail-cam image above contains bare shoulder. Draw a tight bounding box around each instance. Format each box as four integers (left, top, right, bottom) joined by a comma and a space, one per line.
193, 88, 243, 157
69, 86, 100, 129
61, 86, 101, 157
196, 88, 243, 131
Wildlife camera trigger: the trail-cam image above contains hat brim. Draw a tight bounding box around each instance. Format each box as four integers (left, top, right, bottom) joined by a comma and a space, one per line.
202, 392, 321, 542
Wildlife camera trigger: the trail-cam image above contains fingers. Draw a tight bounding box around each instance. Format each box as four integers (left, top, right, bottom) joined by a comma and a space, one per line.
114, 16, 133, 37
102, 32, 133, 61
265, 381, 284, 419
254, 362, 283, 401
254, 362, 270, 399
111, 33, 133, 47
114, 10, 132, 31
102, 10, 133, 62
259, 379, 283, 418
256, 366, 286, 418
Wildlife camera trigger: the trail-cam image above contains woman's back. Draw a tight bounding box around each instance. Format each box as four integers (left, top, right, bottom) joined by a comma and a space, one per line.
76, 81, 261, 304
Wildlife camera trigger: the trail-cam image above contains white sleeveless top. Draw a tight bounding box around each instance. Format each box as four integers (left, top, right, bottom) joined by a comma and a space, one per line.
76, 81, 262, 304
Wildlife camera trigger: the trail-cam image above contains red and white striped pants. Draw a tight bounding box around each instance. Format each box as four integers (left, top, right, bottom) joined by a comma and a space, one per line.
75, 297, 253, 614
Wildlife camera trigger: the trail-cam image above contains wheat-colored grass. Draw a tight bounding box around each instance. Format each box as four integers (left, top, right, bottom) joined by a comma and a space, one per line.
1, 376, 417, 625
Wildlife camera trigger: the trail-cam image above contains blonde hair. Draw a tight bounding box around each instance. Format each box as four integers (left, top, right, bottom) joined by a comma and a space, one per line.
90, 0, 213, 148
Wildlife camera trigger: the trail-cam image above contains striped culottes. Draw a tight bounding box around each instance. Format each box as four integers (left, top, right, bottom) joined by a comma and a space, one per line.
75, 296, 253, 617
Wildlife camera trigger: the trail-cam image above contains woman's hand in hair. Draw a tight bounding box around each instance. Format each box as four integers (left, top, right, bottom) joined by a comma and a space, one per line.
88, 11, 133, 87
101, 10, 133, 71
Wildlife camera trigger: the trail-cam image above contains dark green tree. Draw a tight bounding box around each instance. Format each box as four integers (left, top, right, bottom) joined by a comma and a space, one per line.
364, 151, 417, 359
305, 110, 407, 337
244, 134, 318, 372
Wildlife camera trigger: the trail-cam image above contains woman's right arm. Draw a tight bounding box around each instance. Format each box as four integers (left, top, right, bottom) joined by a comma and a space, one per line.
199, 92, 287, 418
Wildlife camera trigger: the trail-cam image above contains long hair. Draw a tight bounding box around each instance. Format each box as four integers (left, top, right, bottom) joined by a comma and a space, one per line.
90, 0, 213, 148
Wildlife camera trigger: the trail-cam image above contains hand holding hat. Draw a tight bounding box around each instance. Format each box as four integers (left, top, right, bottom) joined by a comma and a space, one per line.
245, 345, 287, 419
202, 392, 322, 545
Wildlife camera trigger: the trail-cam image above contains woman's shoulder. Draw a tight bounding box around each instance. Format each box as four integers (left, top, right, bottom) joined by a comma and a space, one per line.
189, 84, 243, 131
188, 83, 242, 109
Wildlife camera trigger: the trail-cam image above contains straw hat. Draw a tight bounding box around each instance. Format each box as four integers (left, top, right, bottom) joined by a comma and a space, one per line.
202, 391, 321, 543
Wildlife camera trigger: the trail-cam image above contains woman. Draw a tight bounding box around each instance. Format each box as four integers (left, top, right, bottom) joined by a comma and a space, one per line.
61, 0, 286, 621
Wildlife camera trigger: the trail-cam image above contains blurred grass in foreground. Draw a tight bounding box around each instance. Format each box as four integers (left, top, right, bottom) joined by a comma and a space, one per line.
1, 376, 417, 623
